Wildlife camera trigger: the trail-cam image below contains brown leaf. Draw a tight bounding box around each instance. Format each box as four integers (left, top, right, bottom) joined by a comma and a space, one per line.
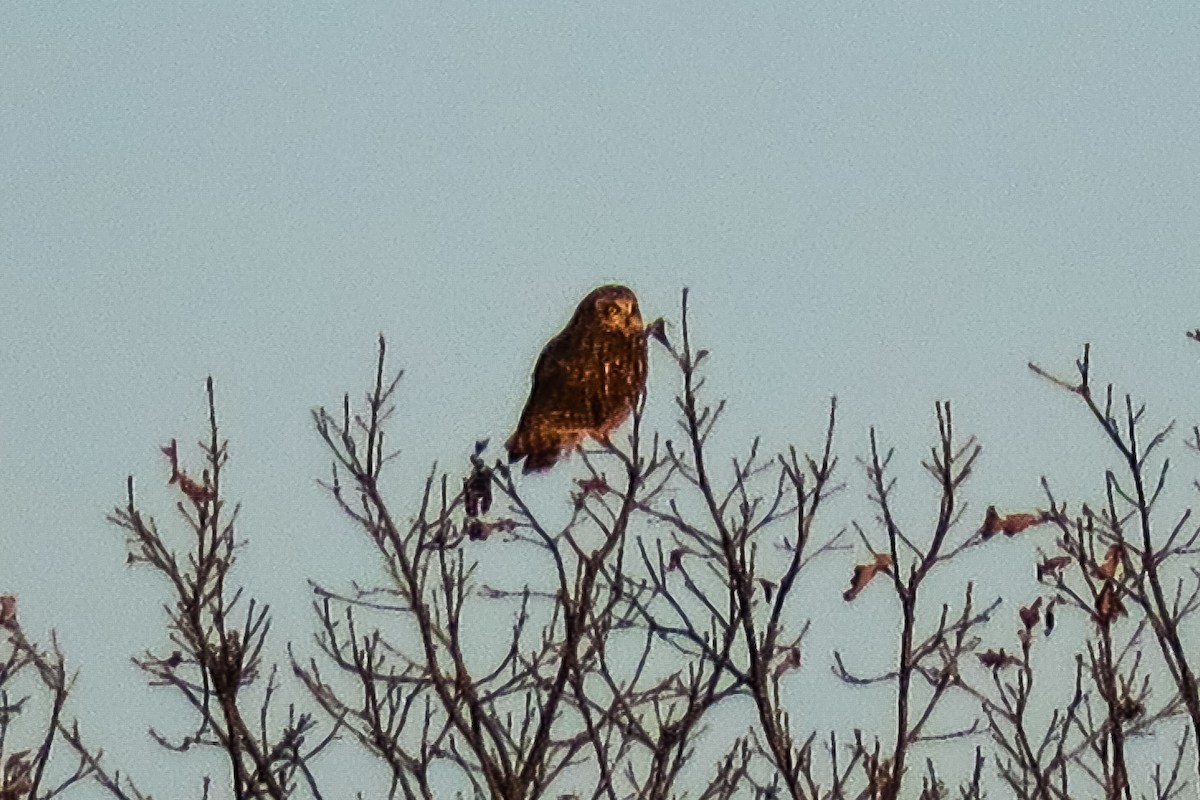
1097, 543, 1124, 580
1036, 555, 1072, 581
981, 505, 1048, 538
463, 459, 493, 518
1001, 512, 1043, 536
978, 648, 1020, 670
666, 548, 685, 572
772, 646, 802, 678
1095, 583, 1126, 628
177, 472, 215, 505
162, 438, 214, 504
576, 476, 610, 496
981, 506, 1002, 539
645, 318, 670, 347
466, 518, 489, 541
843, 565, 871, 601
843, 553, 893, 601
0, 595, 15, 627
468, 518, 516, 542
1019, 597, 1043, 632
1116, 696, 1145, 722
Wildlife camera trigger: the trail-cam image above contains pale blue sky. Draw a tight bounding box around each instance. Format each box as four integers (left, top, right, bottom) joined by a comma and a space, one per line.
3, 2, 1200, 795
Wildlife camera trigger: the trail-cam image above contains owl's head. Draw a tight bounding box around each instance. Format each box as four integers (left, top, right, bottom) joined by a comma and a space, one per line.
582, 285, 643, 333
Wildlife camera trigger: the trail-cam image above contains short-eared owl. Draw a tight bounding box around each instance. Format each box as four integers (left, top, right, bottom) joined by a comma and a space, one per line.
506, 285, 648, 473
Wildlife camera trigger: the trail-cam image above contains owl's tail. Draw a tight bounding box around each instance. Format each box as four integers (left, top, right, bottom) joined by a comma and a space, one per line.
506, 431, 562, 474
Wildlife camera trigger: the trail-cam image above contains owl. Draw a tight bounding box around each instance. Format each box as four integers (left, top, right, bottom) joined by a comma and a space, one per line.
506, 285, 648, 473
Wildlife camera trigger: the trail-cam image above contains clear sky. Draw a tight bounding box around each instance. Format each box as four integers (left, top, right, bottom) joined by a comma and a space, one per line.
3, 1, 1200, 796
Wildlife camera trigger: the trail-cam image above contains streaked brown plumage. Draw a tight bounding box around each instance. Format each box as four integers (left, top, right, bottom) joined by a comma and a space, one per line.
506, 285, 647, 473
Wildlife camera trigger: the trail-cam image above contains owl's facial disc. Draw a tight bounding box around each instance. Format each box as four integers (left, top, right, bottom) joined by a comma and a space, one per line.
624, 297, 642, 320
589, 287, 642, 332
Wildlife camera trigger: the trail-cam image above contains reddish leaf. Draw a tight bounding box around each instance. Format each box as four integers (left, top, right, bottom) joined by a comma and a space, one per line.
0, 595, 15, 627
981, 506, 1001, 538
1116, 696, 1145, 722
1094, 583, 1126, 628
843, 553, 893, 601
467, 518, 516, 542
466, 518, 489, 541
162, 438, 214, 504
1036, 555, 1072, 581
1097, 544, 1124, 580
576, 476, 610, 496
666, 548, 685, 572
177, 472, 215, 505
463, 459, 493, 518
1001, 513, 1043, 536
645, 317, 670, 347
1019, 597, 1043, 632
981, 506, 1048, 539
772, 647, 802, 678
978, 648, 1020, 670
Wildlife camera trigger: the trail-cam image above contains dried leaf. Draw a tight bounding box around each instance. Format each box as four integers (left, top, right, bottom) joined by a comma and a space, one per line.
1097, 543, 1124, 580
978, 648, 1020, 670
0, 595, 15, 627
981, 505, 1048, 539
1036, 555, 1072, 581
162, 438, 215, 504
1095, 583, 1126, 628
1116, 696, 1145, 722
645, 317, 670, 347
463, 459, 493, 517
667, 548, 685, 572
1019, 597, 1042, 632
576, 476, 610, 496
177, 472, 216, 505
772, 646, 802, 678
843, 553, 893, 601
1005, 513, 1044, 535
466, 518, 489, 541
981, 506, 1001, 538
